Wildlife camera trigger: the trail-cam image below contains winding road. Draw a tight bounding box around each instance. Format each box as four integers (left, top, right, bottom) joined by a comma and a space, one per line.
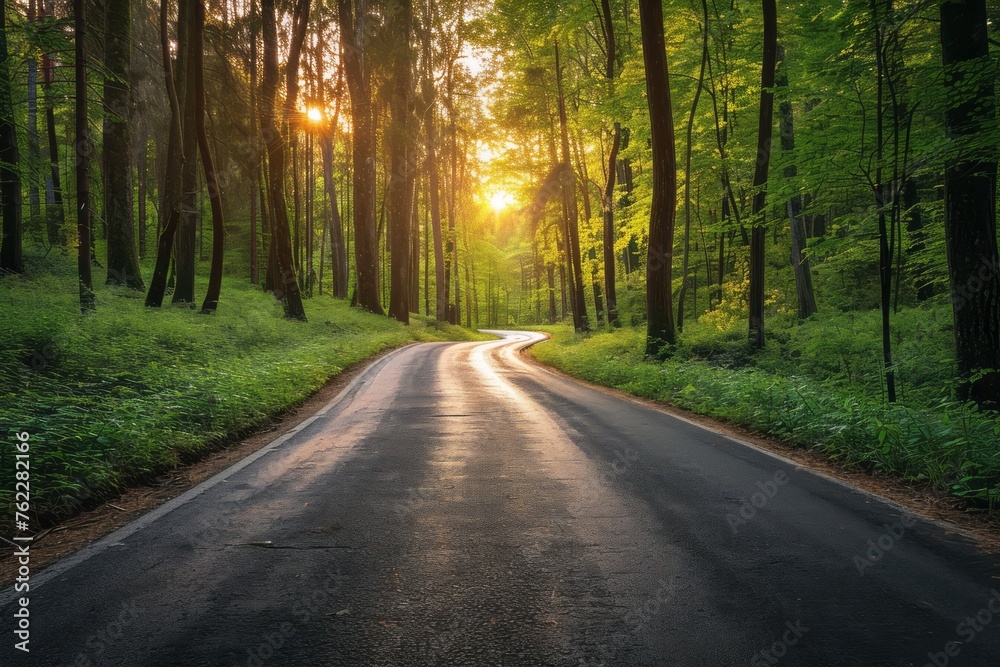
3, 331, 1000, 666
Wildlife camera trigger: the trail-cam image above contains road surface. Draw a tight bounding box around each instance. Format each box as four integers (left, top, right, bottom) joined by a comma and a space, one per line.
2, 331, 999, 666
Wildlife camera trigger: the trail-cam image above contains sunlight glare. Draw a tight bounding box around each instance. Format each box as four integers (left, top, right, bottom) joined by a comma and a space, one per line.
307, 107, 323, 123
490, 191, 515, 212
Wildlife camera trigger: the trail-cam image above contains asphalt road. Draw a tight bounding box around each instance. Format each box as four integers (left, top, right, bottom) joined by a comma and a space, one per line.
3, 331, 1000, 666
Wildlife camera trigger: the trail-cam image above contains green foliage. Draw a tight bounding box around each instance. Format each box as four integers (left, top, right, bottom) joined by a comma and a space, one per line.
533, 320, 1000, 512
0, 253, 482, 522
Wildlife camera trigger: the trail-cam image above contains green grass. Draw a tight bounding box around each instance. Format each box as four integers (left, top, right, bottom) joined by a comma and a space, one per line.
1, 252, 487, 522
530, 324, 1000, 512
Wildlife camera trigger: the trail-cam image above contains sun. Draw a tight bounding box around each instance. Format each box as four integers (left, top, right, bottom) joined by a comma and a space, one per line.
490, 191, 514, 212
306, 107, 323, 123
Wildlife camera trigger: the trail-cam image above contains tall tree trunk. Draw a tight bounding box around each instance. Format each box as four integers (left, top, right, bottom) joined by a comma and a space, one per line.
171, 0, 199, 304
0, 0, 22, 273
598, 0, 619, 326
941, 0, 1000, 409
638, 0, 677, 356
138, 135, 147, 259
388, 0, 414, 323
338, 0, 382, 314
422, 5, 447, 322
748, 0, 777, 349
554, 42, 589, 332
74, 0, 94, 309
104, 0, 143, 288
321, 136, 348, 298
776, 44, 817, 320
42, 8, 65, 251
678, 0, 709, 333
146, 0, 185, 307
261, 0, 306, 319
26, 0, 39, 226
194, 0, 224, 313
872, 0, 897, 401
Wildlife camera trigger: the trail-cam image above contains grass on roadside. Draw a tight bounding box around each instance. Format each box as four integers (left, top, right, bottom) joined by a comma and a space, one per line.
530, 326, 1000, 512
1, 256, 487, 523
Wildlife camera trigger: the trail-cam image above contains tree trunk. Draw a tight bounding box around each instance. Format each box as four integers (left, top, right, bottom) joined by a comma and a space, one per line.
26, 1, 39, 225
598, 0, 619, 326
42, 21, 65, 250
338, 0, 383, 314
776, 44, 817, 320
145, 0, 185, 307
194, 0, 224, 313
321, 136, 348, 298
638, 0, 677, 356
387, 0, 414, 323
941, 0, 1000, 409
0, 0, 23, 274
678, 0, 709, 333
422, 9, 447, 322
554, 42, 589, 332
748, 0, 777, 349
171, 0, 199, 305
74, 0, 94, 309
261, 0, 306, 319
104, 0, 143, 288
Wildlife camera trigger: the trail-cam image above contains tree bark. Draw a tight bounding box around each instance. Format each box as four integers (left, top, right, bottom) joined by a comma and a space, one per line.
748, 0, 777, 349
388, 0, 414, 323
554, 42, 589, 332
776, 44, 817, 320
104, 0, 143, 288
74, 0, 94, 309
146, 0, 186, 307
638, 0, 677, 356
0, 0, 23, 274
194, 0, 224, 313
338, 0, 383, 314
598, 0, 619, 326
678, 0, 710, 332
941, 0, 1000, 409
261, 0, 307, 319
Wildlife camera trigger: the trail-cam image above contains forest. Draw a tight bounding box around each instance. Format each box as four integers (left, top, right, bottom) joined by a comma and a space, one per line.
2, 0, 1000, 519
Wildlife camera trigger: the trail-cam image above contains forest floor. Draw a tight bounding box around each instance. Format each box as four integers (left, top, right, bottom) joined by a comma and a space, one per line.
528, 324, 1000, 526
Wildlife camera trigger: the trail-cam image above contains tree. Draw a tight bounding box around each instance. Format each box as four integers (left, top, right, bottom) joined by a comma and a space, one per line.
638, 0, 677, 356
74, 0, 94, 311
597, 0, 619, 326
146, 0, 186, 308
338, 0, 383, 314
0, 0, 23, 274
776, 44, 816, 320
193, 0, 224, 313
104, 0, 143, 288
41, 0, 65, 251
677, 0, 710, 332
388, 0, 415, 323
940, 0, 1000, 409
421, 0, 447, 321
748, 0, 777, 349
260, 0, 307, 319
555, 41, 588, 333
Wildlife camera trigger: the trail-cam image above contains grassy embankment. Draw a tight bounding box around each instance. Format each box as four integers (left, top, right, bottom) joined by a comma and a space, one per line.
529, 310, 1000, 512
1, 253, 487, 522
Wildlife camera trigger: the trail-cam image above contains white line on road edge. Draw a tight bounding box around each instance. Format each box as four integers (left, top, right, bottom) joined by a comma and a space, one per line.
0, 344, 418, 609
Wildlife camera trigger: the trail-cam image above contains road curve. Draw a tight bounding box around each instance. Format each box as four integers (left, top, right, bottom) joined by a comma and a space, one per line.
3, 331, 999, 666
